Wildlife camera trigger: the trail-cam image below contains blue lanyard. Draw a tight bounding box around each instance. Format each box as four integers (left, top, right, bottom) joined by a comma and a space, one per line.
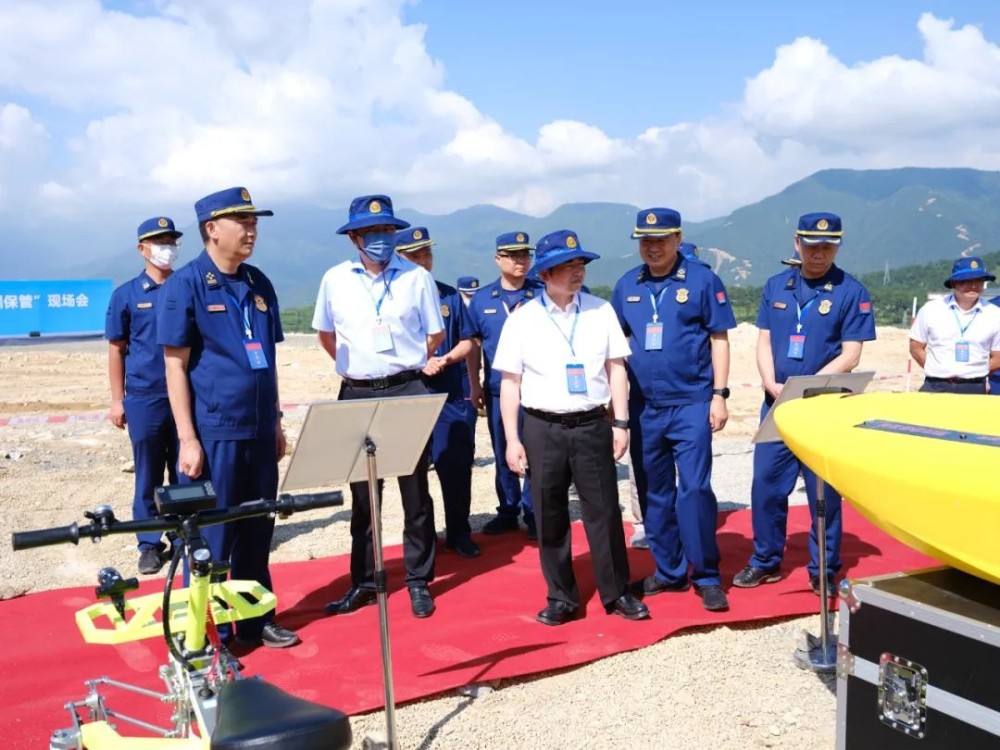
228, 293, 253, 339
541, 292, 580, 357
949, 298, 979, 337
356, 267, 397, 319
795, 297, 816, 333
647, 286, 669, 323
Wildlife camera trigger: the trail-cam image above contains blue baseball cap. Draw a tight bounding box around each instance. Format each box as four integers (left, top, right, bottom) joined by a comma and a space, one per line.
457, 276, 480, 292
137, 216, 182, 241
496, 231, 531, 252
530, 230, 600, 277
632, 208, 681, 239
944, 256, 996, 288
395, 226, 433, 252
194, 187, 273, 223
796, 212, 843, 245
337, 194, 410, 234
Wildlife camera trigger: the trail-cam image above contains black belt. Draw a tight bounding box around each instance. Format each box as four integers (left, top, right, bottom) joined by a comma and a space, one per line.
343, 371, 420, 389
924, 376, 985, 384
524, 406, 607, 427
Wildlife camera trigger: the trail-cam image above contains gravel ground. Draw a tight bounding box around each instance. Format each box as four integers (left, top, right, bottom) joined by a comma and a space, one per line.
1, 328, 913, 748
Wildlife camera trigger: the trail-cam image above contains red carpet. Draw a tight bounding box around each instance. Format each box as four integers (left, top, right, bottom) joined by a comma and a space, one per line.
0, 504, 934, 748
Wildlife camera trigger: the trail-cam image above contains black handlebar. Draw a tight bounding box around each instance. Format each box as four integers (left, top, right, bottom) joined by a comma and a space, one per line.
11, 491, 344, 552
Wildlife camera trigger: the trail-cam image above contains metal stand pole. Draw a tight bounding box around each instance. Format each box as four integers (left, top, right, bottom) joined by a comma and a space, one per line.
365, 437, 398, 750
794, 474, 837, 672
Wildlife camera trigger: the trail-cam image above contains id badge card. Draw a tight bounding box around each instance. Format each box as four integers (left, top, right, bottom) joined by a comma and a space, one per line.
372, 323, 393, 352
644, 321, 663, 351
244, 339, 269, 370
566, 363, 587, 394
955, 340, 970, 363
787, 334, 806, 360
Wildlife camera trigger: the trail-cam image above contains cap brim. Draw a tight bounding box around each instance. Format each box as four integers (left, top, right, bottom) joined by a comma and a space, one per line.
530, 250, 600, 277
945, 272, 996, 287
797, 235, 841, 246
138, 230, 183, 241
337, 215, 410, 234
396, 241, 434, 252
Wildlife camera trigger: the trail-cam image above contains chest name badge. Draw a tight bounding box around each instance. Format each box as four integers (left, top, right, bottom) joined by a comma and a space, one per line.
244, 340, 268, 370
955, 340, 971, 363
484, 308, 498, 314
207, 304, 226, 312
675, 288, 689, 304
441, 303, 450, 318
566, 363, 587, 394
818, 299, 832, 315
136, 302, 153, 309
626, 296, 641, 303
787, 334, 806, 360
372, 323, 393, 352
254, 295, 268, 312
773, 301, 787, 310
645, 321, 663, 351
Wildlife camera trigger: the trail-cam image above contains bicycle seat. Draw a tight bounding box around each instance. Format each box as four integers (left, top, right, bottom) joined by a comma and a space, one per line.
211, 678, 352, 750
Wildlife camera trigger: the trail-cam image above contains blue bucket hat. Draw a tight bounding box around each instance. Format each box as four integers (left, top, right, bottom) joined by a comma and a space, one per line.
530, 230, 600, 277
457, 276, 480, 293
395, 226, 433, 252
137, 216, 182, 241
944, 256, 996, 288
496, 231, 532, 253
632, 208, 681, 239
195, 187, 273, 223
337, 194, 410, 234
796, 212, 842, 246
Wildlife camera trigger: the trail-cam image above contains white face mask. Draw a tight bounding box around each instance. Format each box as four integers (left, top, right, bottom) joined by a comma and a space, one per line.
147, 243, 179, 270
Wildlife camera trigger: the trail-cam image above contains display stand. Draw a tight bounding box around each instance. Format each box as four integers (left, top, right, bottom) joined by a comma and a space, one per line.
280, 393, 446, 750
751, 372, 873, 674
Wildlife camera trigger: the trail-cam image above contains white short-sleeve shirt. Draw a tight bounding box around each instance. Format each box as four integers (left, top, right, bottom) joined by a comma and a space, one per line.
312, 253, 445, 379
493, 291, 631, 412
909, 295, 1000, 378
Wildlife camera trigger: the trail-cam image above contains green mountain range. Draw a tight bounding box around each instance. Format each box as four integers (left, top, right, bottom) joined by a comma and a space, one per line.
39, 167, 1000, 307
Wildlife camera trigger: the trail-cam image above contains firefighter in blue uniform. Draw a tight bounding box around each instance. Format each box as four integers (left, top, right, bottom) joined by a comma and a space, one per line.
396, 228, 480, 557
157, 187, 299, 648
456, 276, 483, 436
461, 232, 541, 539
105, 217, 182, 575
733, 212, 877, 594
611, 208, 736, 612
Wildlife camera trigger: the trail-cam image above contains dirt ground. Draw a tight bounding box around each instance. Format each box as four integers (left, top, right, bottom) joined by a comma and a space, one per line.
0, 324, 915, 749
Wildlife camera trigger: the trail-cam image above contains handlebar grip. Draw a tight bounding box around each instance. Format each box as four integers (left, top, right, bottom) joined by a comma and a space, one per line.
277, 491, 344, 515
12, 522, 81, 550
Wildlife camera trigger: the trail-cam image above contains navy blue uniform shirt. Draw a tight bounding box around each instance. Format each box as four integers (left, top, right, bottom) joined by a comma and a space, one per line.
156, 250, 283, 440
461, 278, 543, 395
756, 265, 876, 383
612, 257, 736, 405
105, 271, 169, 397
425, 280, 469, 401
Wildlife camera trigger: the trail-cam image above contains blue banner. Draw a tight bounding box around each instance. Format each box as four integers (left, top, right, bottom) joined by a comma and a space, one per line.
0, 280, 112, 337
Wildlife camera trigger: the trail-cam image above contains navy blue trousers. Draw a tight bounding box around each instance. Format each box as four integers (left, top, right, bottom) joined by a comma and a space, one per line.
429, 398, 477, 542
485, 392, 533, 520
629, 399, 721, 587
123, 394, 177, 550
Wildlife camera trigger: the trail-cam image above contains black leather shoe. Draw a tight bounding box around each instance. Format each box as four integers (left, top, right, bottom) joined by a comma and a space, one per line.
536, 601, 578, 626
695, 584, 730, 612
482, 515, 520, 535
606, 593, 650, 620
260, 622, 300, 648
445, 536, 481, 558
324, 586, 377, 616
810, 574, 836, 596
524, 515, 538, 541
732, 565, 781, 588
629, 574, 690, 597
409, 586, 435, 618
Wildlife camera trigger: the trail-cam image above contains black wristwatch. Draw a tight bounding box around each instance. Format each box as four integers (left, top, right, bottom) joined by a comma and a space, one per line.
611, 418, 629, 429
712, 387, 731, 399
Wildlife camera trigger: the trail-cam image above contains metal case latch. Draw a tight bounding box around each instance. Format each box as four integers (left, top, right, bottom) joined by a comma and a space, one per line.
878, 653, 928, 738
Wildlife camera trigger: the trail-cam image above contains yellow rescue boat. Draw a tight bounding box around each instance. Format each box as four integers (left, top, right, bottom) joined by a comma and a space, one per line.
772, 391, 1000, 585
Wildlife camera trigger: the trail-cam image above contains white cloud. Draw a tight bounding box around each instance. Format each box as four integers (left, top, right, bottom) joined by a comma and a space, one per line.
1, 4, 1000, 227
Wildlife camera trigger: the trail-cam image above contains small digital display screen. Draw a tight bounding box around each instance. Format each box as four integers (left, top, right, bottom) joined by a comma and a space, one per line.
164, 485, 209, 500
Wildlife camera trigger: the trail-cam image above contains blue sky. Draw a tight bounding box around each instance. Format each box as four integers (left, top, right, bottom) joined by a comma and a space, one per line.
2, 0, 1000, 265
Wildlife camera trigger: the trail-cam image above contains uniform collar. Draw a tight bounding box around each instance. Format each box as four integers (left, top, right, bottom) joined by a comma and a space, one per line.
195, 250, 254, 290
637, 256, 686, 283
350, 250, 405, 278
947, 294, 986, 312
490, 277, 537, 299
541, 290, 580, 313
138, 270, 161, 292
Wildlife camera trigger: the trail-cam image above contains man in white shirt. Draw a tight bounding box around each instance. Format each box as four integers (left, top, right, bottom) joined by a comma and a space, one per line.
910, 257, 1000, 394
312, 194, 445, 619
493, 230, 649, 626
